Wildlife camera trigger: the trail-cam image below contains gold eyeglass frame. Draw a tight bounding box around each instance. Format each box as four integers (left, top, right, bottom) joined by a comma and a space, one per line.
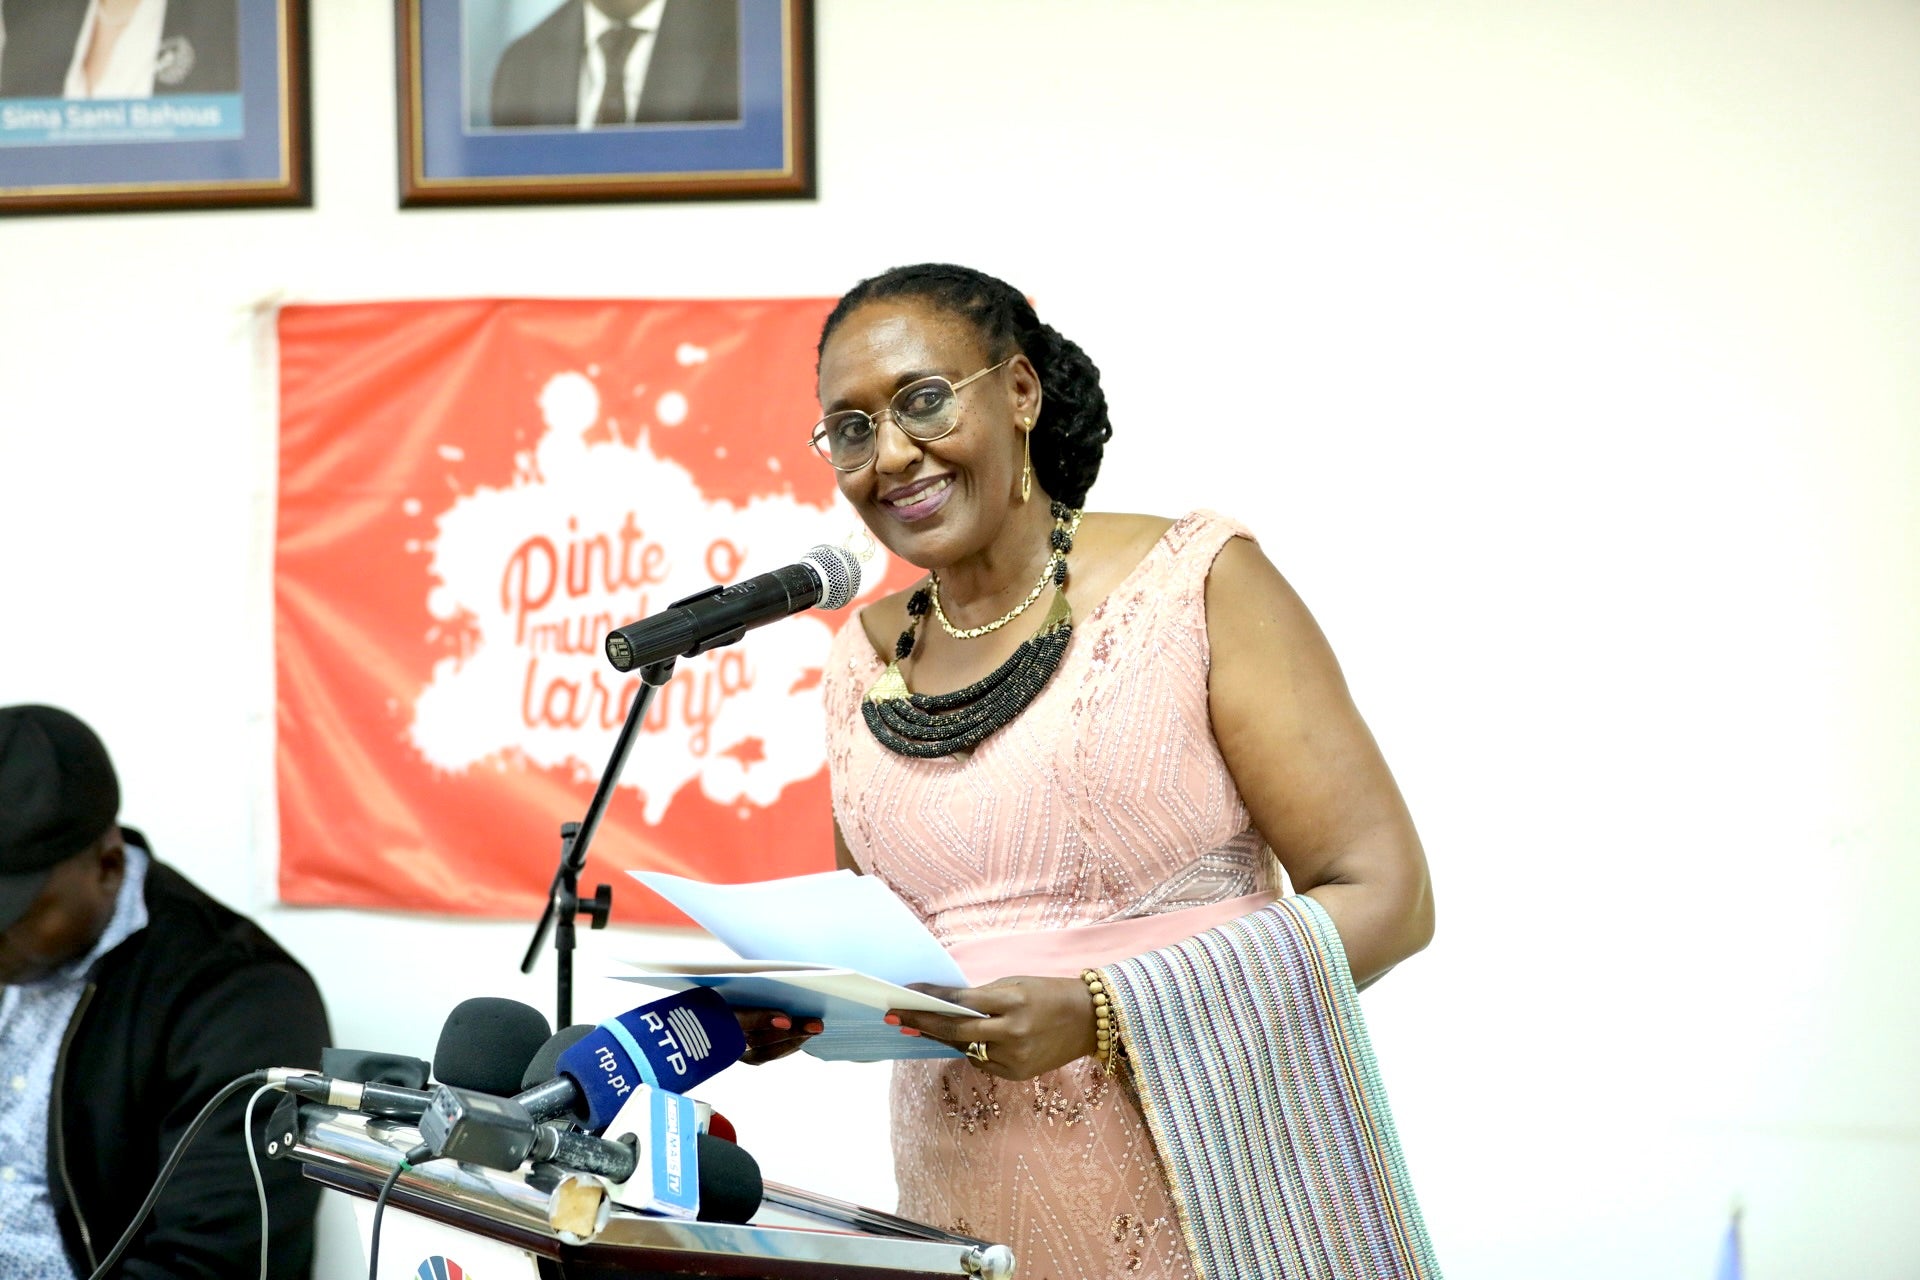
808, 357, 1014, 472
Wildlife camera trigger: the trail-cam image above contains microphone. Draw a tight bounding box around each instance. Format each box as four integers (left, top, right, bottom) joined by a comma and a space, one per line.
265, 999, 549, 1120
321, 1048, 429, 1090
266, 1069, 432, 1120
588, 1081, 762, 1222
689, 1131, 762, 1224
573, 1085, 762, 1223
604, 545, 860, 672
697, 1104, 736, 1145
521, 1025, 596, 1091
532, 1128, 760, 1223
417, 1083, 762, 1223
434, 997, 553, 1096
514, 988, 746, 1132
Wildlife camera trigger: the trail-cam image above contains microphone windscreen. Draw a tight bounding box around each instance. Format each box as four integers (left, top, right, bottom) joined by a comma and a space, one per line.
554, 988, 746, 1130
521, 1024, 596, 1092
434, 997, 552, 1096
695, 1132, 763, 1224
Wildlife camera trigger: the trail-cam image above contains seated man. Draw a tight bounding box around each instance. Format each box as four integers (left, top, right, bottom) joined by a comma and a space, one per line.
0, 704, 331, 1280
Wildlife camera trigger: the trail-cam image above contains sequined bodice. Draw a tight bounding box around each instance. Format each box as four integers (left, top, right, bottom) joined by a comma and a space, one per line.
824, 510, 1277, 944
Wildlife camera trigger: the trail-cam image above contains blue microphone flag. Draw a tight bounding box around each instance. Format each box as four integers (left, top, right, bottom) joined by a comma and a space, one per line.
555, 987, 745, 1130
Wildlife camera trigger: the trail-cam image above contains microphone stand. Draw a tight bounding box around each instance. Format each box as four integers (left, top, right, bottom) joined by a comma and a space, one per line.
519, 655, 678, 1028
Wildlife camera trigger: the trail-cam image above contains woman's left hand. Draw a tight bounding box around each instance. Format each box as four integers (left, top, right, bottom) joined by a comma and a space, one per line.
891, 976, 1097, 1080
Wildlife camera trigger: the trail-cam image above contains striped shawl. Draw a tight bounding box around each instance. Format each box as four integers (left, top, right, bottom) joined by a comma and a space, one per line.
1102, 895, 1441, 1279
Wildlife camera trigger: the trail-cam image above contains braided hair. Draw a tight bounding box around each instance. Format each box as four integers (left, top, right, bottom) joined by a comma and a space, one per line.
817, 264, 1111, 508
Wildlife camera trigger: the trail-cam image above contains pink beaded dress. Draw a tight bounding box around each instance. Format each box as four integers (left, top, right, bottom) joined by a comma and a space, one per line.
823, 511, 1283, 1280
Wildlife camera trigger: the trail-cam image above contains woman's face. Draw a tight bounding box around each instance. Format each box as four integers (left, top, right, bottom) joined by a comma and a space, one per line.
816, 299, 1040, 569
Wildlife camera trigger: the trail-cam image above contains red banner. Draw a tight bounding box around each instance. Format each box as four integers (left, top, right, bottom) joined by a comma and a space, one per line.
274, 299, 914, 921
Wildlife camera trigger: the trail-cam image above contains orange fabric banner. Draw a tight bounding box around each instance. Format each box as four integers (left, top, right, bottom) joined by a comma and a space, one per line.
274, 299, 912, 921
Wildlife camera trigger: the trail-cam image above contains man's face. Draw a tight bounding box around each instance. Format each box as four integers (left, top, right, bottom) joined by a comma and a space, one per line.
0, 833, 124, 986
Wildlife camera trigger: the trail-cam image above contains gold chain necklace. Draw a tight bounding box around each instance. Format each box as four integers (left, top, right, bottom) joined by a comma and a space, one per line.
929, 510, 1082, 640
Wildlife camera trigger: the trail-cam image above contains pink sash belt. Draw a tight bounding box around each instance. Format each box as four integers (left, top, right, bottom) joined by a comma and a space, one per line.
943, 890, 1279, 985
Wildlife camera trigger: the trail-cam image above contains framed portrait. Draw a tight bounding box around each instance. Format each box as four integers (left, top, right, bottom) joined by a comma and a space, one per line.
0, 0, 310, 215
397, 0, 814, 207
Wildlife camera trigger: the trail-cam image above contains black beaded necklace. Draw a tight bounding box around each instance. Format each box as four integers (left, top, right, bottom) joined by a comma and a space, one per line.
863, 503, 1081, 758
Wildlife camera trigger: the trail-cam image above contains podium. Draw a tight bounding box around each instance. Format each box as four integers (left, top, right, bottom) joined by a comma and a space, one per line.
277, 1103, 1015, 1279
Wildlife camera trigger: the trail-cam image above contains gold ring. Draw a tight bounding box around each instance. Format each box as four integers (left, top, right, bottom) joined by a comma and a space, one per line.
966, 1041, 991, 1065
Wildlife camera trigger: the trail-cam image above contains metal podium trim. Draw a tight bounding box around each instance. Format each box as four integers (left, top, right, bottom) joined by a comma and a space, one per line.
283, 1105, 1015, 1278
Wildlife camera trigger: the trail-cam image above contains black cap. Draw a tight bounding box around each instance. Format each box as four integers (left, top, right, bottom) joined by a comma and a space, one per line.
0, 706, 121, 930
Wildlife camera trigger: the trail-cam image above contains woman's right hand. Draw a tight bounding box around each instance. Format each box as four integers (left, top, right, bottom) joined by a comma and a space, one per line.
735, 1007, 823, 1065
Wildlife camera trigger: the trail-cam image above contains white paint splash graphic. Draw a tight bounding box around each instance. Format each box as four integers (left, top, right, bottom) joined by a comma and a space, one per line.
409, 370, 883, 823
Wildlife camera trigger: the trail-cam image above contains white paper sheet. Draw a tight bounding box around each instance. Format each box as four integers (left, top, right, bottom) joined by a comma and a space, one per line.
629, 869, 971, 989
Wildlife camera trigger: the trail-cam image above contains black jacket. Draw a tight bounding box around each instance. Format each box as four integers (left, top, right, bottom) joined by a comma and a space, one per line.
51, 836, 331, 1280
489, 0, 740, 128
0, 0, 239, 98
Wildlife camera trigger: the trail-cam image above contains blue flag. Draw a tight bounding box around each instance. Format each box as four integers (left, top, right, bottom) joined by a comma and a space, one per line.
1714, 1207, 1744, 1280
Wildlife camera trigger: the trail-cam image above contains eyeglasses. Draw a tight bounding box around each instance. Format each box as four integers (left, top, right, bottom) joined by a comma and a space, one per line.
808, 358, 1012, 472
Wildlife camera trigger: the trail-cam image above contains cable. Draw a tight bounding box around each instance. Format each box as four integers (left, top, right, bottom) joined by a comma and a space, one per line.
366, 1160, 408, 1280
244, 1083, 278, 1280
368, 1145, 432, 1280
85, 1072, 268, 1280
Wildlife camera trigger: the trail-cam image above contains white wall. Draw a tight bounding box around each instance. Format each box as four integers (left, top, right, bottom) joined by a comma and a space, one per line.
3, 2, 1917, 1277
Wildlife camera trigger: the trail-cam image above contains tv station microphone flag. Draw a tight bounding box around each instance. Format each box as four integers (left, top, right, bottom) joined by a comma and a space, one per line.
273, 299, 918, 920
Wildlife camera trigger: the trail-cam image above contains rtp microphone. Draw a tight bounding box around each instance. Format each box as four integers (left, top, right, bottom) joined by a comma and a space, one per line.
513, 988, 746, 1132
604, 545, 860, 673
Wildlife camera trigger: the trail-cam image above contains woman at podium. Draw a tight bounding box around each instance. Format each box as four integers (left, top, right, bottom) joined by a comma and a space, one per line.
763, 263, 1439, 1279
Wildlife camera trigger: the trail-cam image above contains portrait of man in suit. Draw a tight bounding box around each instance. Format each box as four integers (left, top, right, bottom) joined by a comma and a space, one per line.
0, 0, 239, 99
487, 0, 741, 130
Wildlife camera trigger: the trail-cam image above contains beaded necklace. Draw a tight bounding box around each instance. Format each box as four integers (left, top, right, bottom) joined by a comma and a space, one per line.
863, 503, 1081, 758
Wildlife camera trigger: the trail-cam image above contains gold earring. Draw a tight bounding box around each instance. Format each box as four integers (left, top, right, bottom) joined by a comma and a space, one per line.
1020, 421, 1033, 502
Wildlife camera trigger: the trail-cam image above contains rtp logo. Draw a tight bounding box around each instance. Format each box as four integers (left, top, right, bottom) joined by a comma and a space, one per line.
641, 1004, 716, 1077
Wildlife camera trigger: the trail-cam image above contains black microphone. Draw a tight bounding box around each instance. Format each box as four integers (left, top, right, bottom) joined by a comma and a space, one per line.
434, 997, 553, 1096
520, 1025, 596, 1092
321, 1048, 430, 1090
604, 545, 861, 672
417, 1084, 763, 1224
531, 1128, 763, 1224
267, 1069, 432, 1120
689, 1131, 764, 1224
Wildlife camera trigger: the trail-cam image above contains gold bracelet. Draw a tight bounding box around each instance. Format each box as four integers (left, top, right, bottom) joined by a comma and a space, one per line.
1081, 968, 1117, 1076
